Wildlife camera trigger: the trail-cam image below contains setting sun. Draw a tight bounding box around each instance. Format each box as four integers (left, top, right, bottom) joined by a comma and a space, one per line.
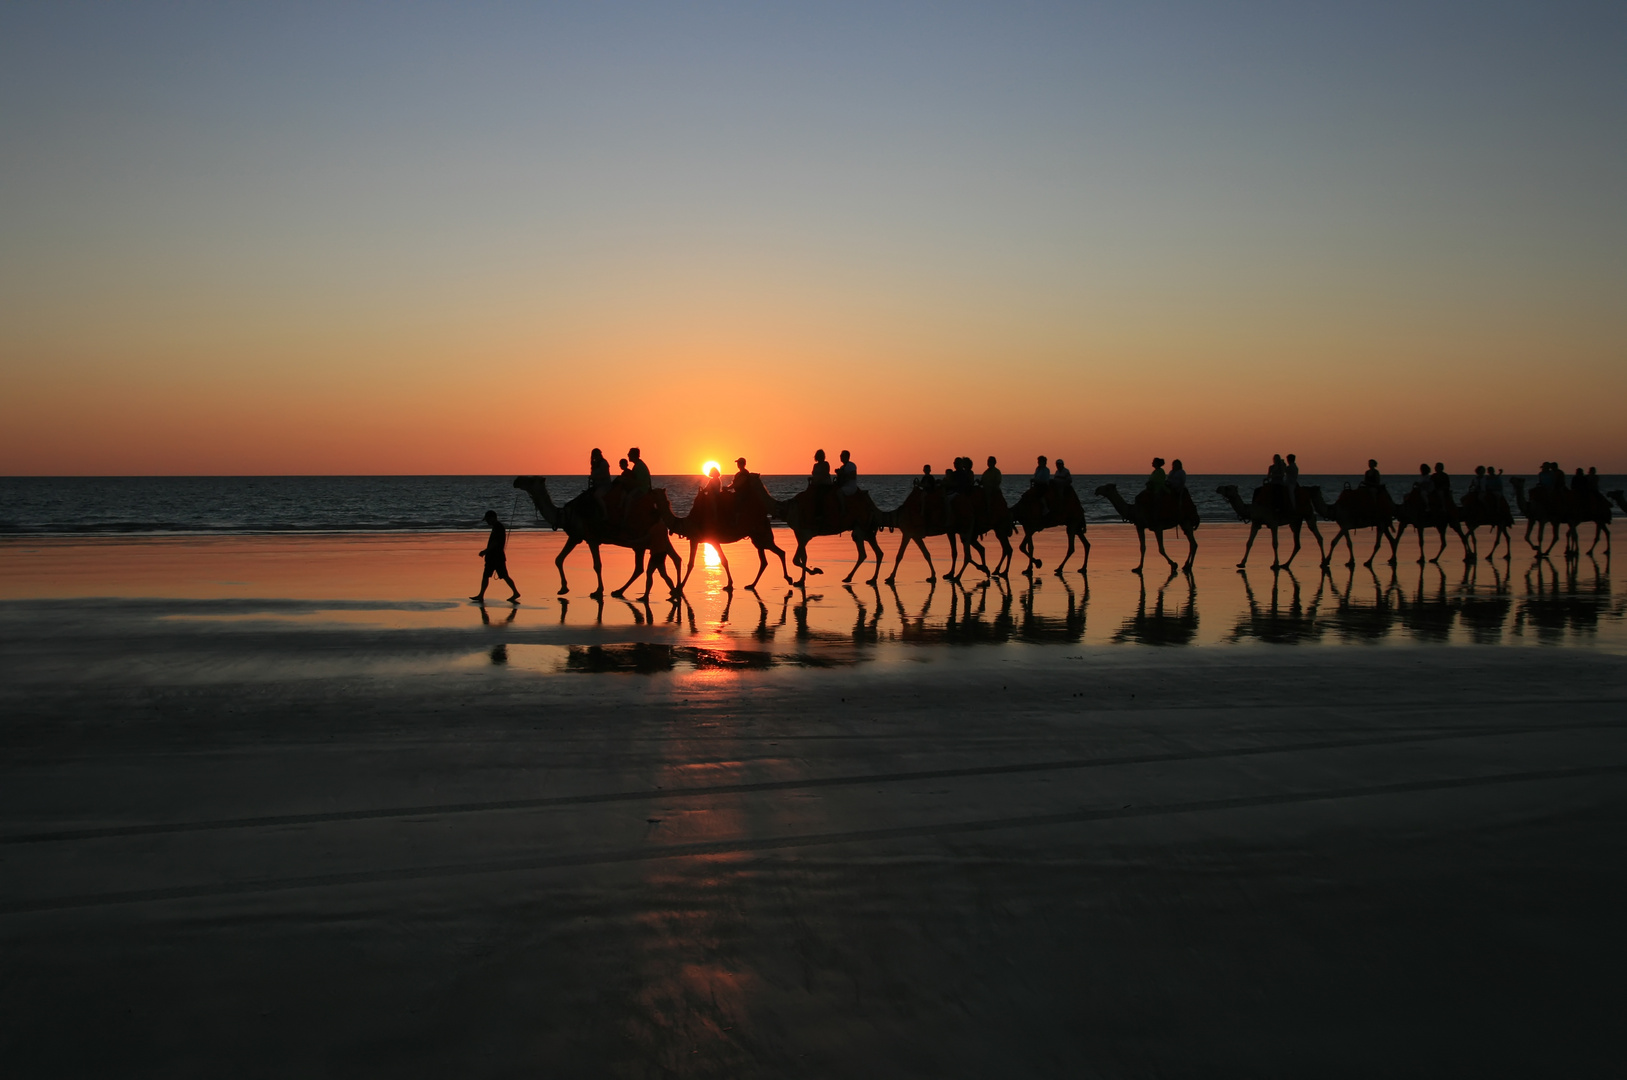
701, 460, 720, 477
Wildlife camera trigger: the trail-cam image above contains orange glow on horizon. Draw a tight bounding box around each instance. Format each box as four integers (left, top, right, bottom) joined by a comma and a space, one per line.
701, 460, 721, 477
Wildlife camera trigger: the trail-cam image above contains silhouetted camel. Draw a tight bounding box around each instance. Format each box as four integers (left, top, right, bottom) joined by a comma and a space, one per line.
1508, 478, 1567, 557
1094, 483, 1198, 573
1393, 487, 1470, 564
1308, 486, 1399, 568
513, 476, 680, 601
1216, 484, 1325, 570
1008, 485, 1089, 577
735, 474, 886, 586
653, 485, 793, 591
877, 487, 999, 585
1460, 489, 1515, 560
1572, 485, 1613, 556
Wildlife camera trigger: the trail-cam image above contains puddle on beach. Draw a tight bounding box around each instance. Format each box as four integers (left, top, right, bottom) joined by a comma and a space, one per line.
0, 528, 1622, 667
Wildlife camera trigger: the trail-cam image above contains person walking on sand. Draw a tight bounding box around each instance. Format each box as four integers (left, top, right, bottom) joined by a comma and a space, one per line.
472, 510, 520, 603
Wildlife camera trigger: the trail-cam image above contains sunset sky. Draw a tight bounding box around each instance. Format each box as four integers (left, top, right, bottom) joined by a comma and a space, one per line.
3, 2, 1623, 475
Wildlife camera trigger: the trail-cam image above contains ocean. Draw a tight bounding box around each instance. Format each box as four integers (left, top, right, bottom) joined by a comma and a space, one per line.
0, 473, 1615, 536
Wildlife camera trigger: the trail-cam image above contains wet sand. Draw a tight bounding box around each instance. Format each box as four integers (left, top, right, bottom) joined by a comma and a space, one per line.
2, 530, 1625, 1075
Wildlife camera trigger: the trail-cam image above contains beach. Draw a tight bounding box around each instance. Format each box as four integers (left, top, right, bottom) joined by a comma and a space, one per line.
2, 527, 1623, 1075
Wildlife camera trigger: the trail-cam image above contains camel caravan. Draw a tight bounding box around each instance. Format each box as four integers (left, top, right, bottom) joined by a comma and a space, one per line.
512, 449, 1615, 601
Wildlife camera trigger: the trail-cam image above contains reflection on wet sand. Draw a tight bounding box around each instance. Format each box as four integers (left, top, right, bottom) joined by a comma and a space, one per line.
522, 548, 1623, 655
1118, 570, 1198, 646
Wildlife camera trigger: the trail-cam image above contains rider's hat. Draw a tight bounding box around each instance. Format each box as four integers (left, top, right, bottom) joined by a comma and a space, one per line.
735, 457, 746, 465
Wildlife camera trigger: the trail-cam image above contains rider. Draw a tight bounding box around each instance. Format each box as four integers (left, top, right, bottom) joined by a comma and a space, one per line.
809, 449, 836, 524
1265, 453, 1288, 512
835, 449, 858, 512
1362, 459, 1383, 489
701, 466, 724, 497
1031, 455, 1051, 488
917, 464, 938, 492
1167, 458, 1188, 503
1412, 464, 1434, 510
1052, 458, 1073, 489
1285, 453, 1301, 507
981, 455, 1003, 498
1147, 457, 1169, 495
729, 456, 752, 493
627, 447, 652, 495
589, 448, 613, 516
1431, 462, 1452, 511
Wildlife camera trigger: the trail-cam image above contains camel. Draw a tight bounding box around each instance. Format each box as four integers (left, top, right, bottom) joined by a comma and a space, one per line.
1308, 486, 1400, 568
1508, 478, 1568, 556
1392, 486, 1471, 564
1459, 489, 1515, 560
876, 486, 996, 585
1216, 484, 1325, 570
735, 475, 886, 587
1007, 484, 1089, 577
652, 484, 793, 591
1094, 483, 1198, 573
1573, 486, 1613, 556
512, 476, 680, 601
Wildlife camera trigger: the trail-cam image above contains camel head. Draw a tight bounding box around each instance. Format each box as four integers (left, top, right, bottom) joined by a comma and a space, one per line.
1093, 483, 1119, 499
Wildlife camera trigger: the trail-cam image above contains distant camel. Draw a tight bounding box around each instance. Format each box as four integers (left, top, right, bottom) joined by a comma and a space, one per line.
1508, 478, 1566, 556
1460, 489, 1515, 560
736, 475, 886, 587
1308, 486, 1399, 568
653, 485, 793, 591
513, 476, 679, 601
1008, 484, 1089, 576
1574, 486, 1613, 556
1216, 484, 1325, 570
1393, 486, 1471, 564
877, 486, 993, 585
1094, 483, 1198, 574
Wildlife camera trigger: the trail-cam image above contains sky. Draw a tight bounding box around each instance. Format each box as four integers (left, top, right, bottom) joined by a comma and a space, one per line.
3, 1, 1624, 476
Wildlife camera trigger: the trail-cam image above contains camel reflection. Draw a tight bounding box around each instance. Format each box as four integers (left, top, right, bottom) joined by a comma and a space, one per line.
1228, 568, 1321, 644
1322, 565, 1403, 641
1117, 569, 1198, 645
1516, 555, 1619, 642
1454, 560, 1513, 644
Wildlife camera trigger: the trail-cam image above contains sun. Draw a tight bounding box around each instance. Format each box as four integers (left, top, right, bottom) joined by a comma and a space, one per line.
701, 460, 721, 477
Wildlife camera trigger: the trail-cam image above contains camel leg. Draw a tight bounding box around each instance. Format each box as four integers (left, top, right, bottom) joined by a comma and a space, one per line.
716, 545, 734, 591
963, 536, 989, 579
1133, 526, 1148, 574
995, 533, 1013, 576
944, 534, 960, 582
884, 534, 913, 586
1055, 531, 1074, 574
1238, 523, 1262, 569
555, 536, 581, 594
1181, 526, 1197, 572
1270, 525, 1284, 569
770, 536, 793, 586
680, 540, 700, 590
1078, 528, 1091, 575
915, 537, 938, 582
1153, 527, 1177, 571
1451, 523, 1471, 562
611, 548, 644, 598
1304, 518, 1325, 566
588, 543, 606, 599
1019, 530, 1038, 576
866, 534, 884, 586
